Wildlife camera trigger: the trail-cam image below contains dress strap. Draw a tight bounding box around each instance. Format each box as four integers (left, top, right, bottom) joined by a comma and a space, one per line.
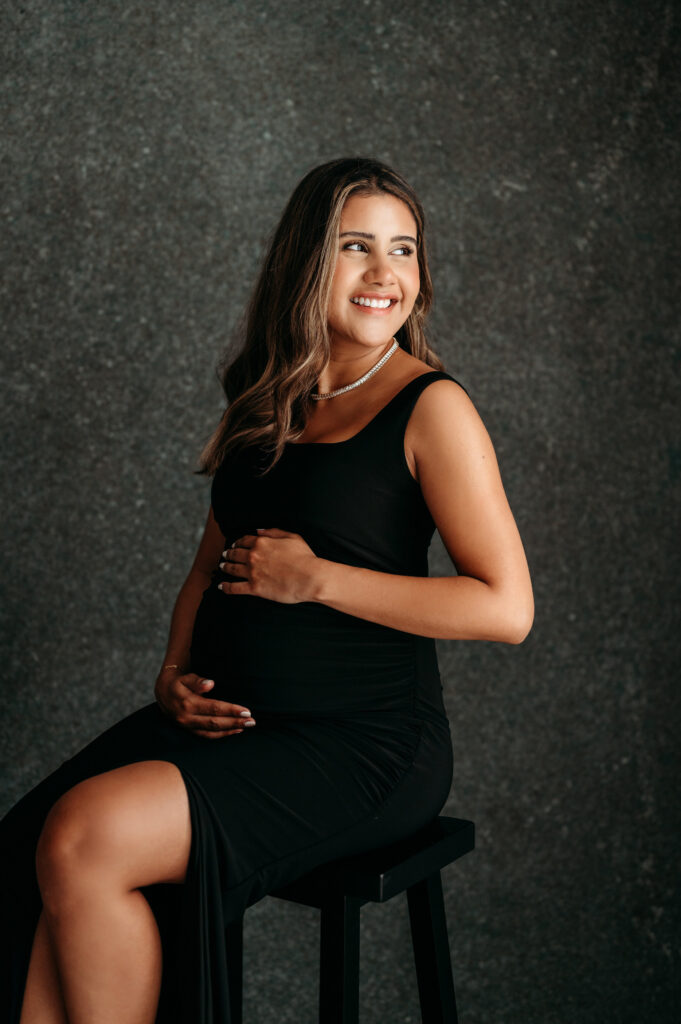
399, 369, 469, 402
361, 369, 469, 475
381, 370, 469, 429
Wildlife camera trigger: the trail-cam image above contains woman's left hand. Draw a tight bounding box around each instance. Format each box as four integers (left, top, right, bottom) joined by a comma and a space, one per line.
218, 528, 323, 604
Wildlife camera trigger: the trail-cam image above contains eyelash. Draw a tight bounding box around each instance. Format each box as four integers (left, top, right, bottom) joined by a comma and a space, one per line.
343, 241, 414, 257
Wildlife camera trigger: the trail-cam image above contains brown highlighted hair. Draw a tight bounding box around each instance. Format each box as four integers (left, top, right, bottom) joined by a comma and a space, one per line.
197, 156, 445, 477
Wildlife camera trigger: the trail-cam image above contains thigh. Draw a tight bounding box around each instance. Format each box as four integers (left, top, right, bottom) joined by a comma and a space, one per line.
38, 760, 192, 889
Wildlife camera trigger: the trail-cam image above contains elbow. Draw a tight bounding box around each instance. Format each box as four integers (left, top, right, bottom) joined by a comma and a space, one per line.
505, 600, 534, 645
506, 619, 533, 645
490, 587, 533, 645
456, 579, 534, 644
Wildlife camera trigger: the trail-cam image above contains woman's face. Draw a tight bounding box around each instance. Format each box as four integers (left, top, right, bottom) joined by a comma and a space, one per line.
326, 192, 421, 352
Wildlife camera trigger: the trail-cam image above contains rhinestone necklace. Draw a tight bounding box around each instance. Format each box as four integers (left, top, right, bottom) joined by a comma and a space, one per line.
310, 338, 399, 400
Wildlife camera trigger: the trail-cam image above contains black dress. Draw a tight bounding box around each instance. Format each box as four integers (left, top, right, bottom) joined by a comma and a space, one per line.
1, 369, 463, 1024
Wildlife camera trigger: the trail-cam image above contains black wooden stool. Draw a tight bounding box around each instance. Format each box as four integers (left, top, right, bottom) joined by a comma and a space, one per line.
225, 816, 475, 1023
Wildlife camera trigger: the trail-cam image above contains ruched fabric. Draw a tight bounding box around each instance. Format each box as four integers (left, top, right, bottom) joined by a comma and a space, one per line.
1, 369, 463, 1023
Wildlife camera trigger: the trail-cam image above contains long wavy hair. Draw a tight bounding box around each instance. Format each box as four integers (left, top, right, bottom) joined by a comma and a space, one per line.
196, 156, 445, 477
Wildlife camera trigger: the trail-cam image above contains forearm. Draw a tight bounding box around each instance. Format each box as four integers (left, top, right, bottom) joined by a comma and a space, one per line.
311, 560, 532, 643
160, 569, 211, 671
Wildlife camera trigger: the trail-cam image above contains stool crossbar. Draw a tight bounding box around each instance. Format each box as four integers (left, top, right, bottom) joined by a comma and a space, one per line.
224, 815, 475, 1023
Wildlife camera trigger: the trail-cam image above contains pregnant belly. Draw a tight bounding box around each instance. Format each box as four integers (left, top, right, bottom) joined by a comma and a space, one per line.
189, 585, 417, 716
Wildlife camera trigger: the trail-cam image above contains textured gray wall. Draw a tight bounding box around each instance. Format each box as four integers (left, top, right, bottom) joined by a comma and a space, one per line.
1, 2, 679, 1022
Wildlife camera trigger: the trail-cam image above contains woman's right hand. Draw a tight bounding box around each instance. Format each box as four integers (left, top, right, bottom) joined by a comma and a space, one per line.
154, 669, 256, 739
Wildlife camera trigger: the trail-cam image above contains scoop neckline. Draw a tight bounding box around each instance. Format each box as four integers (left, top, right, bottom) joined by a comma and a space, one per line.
285, 369, 446, 448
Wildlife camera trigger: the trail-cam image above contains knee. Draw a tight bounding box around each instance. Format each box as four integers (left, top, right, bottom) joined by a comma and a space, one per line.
35, 786, 115, 911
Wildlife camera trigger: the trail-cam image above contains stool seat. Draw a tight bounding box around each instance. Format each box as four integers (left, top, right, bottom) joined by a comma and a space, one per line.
272, 815, 474, 906
225, 816, 475, 1023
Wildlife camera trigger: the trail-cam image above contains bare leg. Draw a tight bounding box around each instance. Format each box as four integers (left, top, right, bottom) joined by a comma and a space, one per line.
19, 910, 68, 1024
26, 760, 192, 1024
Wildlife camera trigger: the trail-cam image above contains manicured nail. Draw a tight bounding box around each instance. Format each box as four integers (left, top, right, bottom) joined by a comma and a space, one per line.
243, 719, 256, 727
239, 711, 252, 717
202, 679, 214, 687
217, 583, 223, 591
221, 550, 228, 558
219, 562, 226, 570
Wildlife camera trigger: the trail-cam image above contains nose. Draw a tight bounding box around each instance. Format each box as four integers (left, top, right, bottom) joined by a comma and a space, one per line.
363, 251, 396, 286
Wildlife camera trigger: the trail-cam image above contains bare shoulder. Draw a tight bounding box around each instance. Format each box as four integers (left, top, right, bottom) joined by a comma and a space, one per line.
404, 371, 481, 481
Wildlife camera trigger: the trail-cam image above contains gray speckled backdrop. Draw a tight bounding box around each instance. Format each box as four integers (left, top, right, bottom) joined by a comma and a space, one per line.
1, 2, 679, 1022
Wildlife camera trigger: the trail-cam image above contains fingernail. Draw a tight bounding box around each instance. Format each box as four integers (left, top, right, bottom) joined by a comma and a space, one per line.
243, 719, 256, 727
219, 562, 226, 570
221, 550, 228, 558
217, 583, 223, 591
202, 680, 214, 687
239, 711, 252, 717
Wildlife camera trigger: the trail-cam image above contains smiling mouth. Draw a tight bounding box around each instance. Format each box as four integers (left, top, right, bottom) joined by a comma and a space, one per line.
350, 297, 398, 309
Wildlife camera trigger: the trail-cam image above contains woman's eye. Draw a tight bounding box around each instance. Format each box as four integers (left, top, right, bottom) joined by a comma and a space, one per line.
342, 241, 414, 256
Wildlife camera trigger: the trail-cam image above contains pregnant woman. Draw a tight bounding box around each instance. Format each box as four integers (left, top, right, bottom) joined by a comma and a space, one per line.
1, 156, 534, 1024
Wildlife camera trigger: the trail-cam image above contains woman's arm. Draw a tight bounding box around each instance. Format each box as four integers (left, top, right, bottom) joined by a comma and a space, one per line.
310, 381, 534, 643
154, 507, 257, 738
158, 505, 226, 673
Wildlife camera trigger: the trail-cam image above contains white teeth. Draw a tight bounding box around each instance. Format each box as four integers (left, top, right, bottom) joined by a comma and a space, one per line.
351, 297, 392, 308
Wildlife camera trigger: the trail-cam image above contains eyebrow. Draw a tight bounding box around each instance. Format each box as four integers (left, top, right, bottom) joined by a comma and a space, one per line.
339, 230, 418, 245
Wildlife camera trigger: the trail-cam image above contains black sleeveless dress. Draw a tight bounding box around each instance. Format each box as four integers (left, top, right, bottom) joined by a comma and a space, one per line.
1, 369, 463, 1024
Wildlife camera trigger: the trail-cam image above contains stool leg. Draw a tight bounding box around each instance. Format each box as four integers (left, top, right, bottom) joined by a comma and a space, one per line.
407, 872, 458, 1024
225, 915, 244, 1024
319, 895, 361, 1024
